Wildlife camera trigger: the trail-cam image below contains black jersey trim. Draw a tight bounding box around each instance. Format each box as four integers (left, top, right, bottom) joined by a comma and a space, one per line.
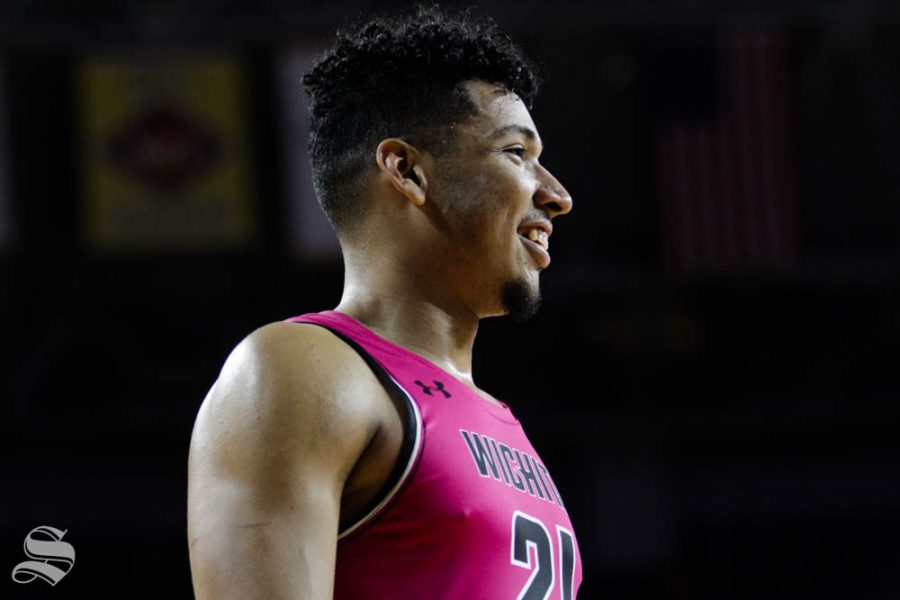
293, 321, 423, 541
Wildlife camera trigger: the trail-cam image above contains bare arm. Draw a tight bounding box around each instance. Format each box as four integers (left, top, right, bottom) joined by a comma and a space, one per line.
187, 323, 379, 599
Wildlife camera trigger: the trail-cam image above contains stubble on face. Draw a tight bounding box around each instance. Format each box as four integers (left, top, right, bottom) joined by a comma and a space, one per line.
428, 81, 546, 321
433, 161, 542, 321
501, 277, 541, 322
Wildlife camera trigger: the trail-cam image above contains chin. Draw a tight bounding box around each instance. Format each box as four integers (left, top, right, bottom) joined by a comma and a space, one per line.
500, 277, 542, 322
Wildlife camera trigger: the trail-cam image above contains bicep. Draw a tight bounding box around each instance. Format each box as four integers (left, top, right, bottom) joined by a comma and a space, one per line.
188, 324, 376, 599
188, 465, 341, 599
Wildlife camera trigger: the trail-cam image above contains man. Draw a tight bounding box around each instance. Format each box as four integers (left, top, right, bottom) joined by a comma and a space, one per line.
188, 6, 581, 598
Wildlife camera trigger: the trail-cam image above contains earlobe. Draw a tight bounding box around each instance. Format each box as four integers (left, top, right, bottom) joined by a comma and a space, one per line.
377, 139, 428, 207
407, 166, 427, 206
404, 176, 426, 206
376, 138, 428, 207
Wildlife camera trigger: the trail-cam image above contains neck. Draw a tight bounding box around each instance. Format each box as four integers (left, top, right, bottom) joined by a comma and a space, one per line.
335, 249, 480, 385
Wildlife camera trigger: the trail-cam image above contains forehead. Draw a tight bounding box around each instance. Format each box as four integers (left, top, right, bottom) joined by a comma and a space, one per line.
457, 80, 540, 143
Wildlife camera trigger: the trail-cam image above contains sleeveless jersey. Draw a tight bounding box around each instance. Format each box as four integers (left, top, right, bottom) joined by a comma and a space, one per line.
288, 310, 582, 599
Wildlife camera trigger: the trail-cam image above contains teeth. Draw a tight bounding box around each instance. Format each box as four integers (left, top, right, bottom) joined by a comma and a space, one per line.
523, 228, 549, 250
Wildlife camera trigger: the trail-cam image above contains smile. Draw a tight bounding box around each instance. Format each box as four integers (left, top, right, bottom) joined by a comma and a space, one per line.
518, 231, 551, 268
521, 227, 549, 250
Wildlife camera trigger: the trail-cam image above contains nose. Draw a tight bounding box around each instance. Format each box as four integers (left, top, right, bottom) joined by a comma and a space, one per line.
534, 164, 573, 219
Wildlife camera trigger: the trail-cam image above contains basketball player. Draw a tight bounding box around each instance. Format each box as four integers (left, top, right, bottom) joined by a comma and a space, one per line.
188, 7, 581, 598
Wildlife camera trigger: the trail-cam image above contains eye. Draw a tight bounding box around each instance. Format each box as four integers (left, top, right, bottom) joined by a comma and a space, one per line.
504, 146, 527, 158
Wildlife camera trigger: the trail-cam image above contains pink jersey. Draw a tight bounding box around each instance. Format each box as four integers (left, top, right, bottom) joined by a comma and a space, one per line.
288, 310, 583, 599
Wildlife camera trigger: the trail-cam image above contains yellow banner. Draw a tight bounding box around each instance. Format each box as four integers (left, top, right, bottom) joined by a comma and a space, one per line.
80, 55, 256, 250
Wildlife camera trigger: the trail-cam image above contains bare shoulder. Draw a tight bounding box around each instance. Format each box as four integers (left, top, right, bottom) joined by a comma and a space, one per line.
187, 321, 385, 598
190, 320, 381, 482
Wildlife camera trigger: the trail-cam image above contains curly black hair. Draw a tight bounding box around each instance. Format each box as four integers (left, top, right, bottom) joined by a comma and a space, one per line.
302, 4, 540, 235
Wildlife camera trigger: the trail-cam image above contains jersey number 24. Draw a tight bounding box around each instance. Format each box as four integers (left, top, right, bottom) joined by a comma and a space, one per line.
511, 511, 576, 600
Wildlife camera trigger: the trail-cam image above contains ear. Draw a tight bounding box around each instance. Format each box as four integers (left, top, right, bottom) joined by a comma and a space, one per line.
375, 138, 428, 207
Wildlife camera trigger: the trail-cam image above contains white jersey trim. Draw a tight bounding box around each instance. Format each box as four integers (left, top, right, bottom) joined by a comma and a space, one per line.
337, 374, 424, 540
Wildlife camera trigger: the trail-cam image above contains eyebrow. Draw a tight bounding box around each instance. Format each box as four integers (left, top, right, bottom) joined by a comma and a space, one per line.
487, 124, 539, 142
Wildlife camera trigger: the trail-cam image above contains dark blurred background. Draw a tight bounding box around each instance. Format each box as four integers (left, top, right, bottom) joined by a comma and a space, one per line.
2, 0, 898, 598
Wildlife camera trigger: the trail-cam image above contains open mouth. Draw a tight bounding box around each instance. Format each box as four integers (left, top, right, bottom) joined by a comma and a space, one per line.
517, 224, 551, 268
517, 226, 549, 250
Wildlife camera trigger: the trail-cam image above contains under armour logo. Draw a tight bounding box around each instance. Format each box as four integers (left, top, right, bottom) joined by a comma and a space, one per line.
11, 525, 75, 586
414, 379, 452, 398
